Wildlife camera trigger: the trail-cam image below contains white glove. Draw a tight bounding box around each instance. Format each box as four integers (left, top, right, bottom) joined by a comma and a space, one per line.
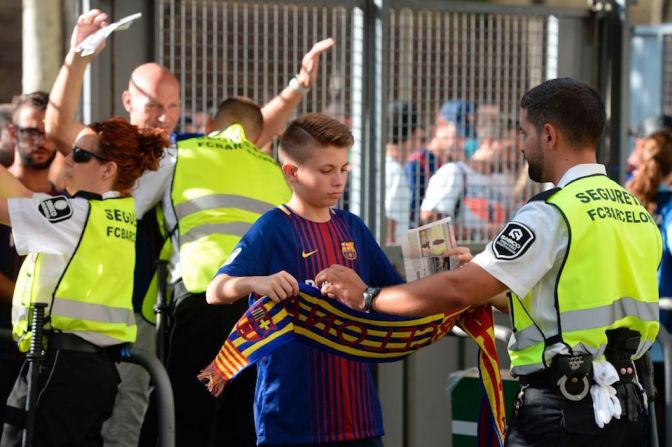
590, 359, 622, 428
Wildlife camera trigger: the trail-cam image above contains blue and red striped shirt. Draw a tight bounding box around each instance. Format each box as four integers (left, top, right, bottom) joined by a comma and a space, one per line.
217, 205, 403, 445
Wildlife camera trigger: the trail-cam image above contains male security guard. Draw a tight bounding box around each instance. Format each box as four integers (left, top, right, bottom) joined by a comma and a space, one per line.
162, 98, 291, 446
317, 78, 661, 446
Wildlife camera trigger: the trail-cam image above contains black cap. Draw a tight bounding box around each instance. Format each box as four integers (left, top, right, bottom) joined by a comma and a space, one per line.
388, 101, 418, 144
634, 114, 672, 138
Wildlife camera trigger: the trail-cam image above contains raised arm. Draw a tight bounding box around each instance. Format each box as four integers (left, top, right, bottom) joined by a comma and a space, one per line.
0, 165, 32, 225
257, 38, 335, 148
46, 10, 109, 154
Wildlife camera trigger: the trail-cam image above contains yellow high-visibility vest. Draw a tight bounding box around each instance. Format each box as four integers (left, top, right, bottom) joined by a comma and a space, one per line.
171, 125, 291, 293
12, 196, 137, 352
509, 174, 661, 375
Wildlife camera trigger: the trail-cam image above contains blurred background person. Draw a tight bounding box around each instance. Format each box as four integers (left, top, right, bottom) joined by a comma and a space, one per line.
0, 104, 15, 168
627, 114, 672, 179
385, 101, 418, 245
406, 99, 473, 227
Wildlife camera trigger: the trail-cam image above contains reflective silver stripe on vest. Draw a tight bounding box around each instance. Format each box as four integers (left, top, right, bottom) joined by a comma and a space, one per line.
180, 222, 252, 245
69, 330, 127, 347
11, 305, 29, 323
174, 195, 276, 220
509, 325, 545, 351
512, 297, 657, 351
561, 297, 658, 333
510, 362, 546, 376
52, 298, 135, 325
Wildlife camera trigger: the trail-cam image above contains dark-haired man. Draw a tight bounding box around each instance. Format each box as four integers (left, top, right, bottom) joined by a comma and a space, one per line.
0, 91, 61, 439
318, 78, 661, 446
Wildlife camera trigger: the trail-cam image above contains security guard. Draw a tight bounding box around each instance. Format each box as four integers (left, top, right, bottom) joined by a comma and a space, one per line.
0, 117, 166, 446
317, 78, 662, 446
162, 98, 291, 446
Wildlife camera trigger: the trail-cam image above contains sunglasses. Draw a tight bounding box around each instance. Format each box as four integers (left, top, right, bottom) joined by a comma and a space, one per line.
72, 146, 109, 164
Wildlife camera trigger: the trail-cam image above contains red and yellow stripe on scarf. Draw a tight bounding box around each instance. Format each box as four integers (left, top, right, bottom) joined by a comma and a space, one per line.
199, 284, 506, 445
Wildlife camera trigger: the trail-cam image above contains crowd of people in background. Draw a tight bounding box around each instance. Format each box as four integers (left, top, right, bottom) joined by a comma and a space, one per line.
384, 97, 532, 246
0, 7, 670, 447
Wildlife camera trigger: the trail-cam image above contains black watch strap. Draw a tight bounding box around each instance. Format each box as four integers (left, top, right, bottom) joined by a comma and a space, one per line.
363, 287, 381, 313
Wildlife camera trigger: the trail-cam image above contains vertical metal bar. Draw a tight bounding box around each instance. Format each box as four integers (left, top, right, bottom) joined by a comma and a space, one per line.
613, 0, 630, 183
169, 0, 175, 73
233, 3, 239, 95
350, 6, 364, 218
180, 1, 186, 131
253, 4, 259, 104
263, 6, 269, 106
283, 7, 289, 93
243, 4, 249, 99
157, 0, 164, 66
223, 2, 228, 100
202, 0, 208, 118
212, 0, 218, 111
190, 1, 197, 123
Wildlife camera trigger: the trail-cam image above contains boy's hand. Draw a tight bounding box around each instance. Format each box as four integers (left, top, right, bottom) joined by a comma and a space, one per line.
256, 271, 299, 303
70, 9, 109, 55
316, 265, 368, 310
443, 246, 472, 268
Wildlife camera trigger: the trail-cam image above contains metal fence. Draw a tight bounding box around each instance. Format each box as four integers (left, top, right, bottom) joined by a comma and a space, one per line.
155, 0, 592, 246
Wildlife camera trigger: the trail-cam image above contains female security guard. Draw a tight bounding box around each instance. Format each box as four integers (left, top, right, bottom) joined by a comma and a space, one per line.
0, 116, 166, 446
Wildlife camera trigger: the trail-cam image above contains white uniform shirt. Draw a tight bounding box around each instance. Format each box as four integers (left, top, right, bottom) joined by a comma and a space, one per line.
420, 161, 515, 233
472, 164, 607, 367
8, 191, 120, 305
385, 156, 411, 243
131, 146, 181, 281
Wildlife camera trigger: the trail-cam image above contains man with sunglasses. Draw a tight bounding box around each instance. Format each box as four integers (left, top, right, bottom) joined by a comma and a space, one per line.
0, 92, 63, 439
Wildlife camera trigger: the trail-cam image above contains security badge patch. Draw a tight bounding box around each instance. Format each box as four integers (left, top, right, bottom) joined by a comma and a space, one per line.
37, 196, 73, 223
492, 222, 535, 260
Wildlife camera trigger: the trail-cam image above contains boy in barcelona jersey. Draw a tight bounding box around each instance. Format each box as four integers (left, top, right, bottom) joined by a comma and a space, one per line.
206, 113, 403, 446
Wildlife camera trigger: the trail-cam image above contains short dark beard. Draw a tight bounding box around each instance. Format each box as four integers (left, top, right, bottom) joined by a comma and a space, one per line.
18, 147, 56, 171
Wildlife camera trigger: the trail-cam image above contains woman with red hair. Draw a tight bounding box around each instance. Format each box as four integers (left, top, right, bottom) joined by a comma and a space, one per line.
627, 129, 672, 327
0, 116, 166, 446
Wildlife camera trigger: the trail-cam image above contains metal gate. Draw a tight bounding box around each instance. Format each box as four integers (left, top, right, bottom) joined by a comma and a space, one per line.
154, 0, 595, 248
152, 2, 597, 446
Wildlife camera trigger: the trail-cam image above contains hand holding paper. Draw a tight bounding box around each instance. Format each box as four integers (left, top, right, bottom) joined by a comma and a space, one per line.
71, 10, 142, 57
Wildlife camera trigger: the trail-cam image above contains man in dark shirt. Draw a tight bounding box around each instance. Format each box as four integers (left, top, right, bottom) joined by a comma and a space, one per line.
0, 91, 60, 438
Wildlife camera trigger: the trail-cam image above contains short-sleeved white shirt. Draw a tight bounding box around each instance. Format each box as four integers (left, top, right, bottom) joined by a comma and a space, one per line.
420, 161, 515, 231
472, 164, 607, 364
8, 191, 120, 305
132, 147, 177, 219
385, 156, 411, 242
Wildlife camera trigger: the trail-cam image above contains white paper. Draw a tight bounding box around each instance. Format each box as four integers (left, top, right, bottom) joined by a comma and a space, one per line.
400, 216, 458, 281
75, 13, 143, 56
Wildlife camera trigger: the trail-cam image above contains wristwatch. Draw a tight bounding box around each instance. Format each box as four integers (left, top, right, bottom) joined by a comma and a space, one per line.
288, 75, 311, 95
363, 287, 381, 313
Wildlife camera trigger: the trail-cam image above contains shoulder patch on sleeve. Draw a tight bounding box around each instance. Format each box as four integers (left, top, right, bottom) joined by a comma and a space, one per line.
492, 222, 535, 260
37, 196, 73, 223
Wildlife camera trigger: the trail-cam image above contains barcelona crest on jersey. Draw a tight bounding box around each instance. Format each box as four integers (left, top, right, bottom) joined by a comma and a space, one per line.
340, 241, 357, 260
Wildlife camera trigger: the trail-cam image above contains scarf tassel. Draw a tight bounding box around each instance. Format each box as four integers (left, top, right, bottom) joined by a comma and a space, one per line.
197, 362, 229, 397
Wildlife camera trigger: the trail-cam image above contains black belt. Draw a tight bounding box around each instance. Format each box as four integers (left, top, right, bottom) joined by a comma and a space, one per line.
48, 333, 117, 354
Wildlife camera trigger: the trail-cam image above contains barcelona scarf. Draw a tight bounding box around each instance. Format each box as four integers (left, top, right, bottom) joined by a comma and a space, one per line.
199, 284, 506, 446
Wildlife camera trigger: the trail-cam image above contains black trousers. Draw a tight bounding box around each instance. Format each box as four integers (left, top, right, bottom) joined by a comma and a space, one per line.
505, 385, 646, 447
166, 283, 256, 447
0, 347, 119, 447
